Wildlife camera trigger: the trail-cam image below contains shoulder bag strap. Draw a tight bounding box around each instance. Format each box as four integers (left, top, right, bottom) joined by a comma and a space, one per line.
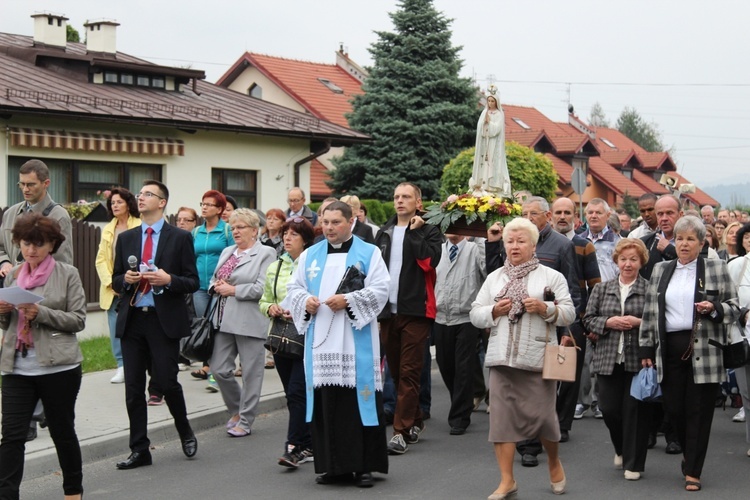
272, 258, 283, 303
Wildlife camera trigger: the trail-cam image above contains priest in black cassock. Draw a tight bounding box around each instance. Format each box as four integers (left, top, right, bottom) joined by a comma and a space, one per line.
284, 201, 390, 488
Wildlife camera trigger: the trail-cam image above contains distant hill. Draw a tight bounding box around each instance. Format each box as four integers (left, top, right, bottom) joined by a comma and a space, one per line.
703, 183, 750, 208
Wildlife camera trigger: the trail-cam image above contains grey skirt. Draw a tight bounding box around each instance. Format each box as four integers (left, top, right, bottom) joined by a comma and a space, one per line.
488, 365, 561, 443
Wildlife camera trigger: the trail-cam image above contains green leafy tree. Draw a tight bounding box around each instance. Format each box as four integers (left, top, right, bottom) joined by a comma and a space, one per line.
616, 107, 665, 152
619, 193, 639, 219
328, 0, 477, 200
66, 24, 80, 43
588, 102, 609, 127
439, 143, 558, 201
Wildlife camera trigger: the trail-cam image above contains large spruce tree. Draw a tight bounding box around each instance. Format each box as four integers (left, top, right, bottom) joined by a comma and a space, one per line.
329, 0, 477, 200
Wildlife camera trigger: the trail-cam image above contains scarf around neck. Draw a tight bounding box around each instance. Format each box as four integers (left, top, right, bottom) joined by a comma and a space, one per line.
496, 256, 540, 322
15, 254, 56, 353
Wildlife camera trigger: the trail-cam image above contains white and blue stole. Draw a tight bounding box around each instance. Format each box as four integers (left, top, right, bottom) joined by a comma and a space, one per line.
304, 236, 378, 426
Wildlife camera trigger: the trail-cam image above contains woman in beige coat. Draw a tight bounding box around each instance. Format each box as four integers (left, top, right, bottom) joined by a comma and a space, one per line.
0, 213, 86, 500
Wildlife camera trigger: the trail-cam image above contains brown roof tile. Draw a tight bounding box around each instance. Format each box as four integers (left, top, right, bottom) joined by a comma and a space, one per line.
0, 33, 368, 145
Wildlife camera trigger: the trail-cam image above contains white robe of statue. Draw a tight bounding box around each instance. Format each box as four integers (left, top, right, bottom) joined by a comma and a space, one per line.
470, 95, 511, 198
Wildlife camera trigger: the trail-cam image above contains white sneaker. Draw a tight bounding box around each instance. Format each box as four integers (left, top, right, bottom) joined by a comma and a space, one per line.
614, 454, 623, 469
733, 407, 746, 423
574, 404, 586, 419
110, 367, 125, 384
624, 470, 641, 481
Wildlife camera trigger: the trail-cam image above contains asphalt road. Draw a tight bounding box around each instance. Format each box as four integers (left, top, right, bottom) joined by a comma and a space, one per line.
21, 375, 749, 499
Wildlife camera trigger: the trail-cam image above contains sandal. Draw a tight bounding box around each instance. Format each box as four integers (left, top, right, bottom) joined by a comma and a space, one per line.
191, 369, 209, 380
685, 480, 701, 492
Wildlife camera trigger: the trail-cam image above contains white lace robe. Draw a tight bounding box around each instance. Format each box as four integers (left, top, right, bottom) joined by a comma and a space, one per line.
283, 248, 389, 389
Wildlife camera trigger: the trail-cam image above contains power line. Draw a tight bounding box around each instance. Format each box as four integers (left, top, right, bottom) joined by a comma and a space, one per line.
481, 78, 750, 88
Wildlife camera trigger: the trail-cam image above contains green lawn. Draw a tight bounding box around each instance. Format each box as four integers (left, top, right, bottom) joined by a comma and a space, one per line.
80, 336, 118, 373
0, 336, 116, 388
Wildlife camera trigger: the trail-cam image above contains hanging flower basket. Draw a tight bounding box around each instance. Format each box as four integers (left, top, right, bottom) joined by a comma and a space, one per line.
424, 193, 522, 236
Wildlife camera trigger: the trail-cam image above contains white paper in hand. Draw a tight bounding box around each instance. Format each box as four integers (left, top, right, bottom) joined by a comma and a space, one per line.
0, 287, 45, 306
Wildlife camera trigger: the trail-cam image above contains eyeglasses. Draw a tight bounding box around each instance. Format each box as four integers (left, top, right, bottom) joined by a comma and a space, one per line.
521, 211, 545, 218
138, 191, 164, 200
176, 218, 196, 223
17, 182, 39, 189
199, 202, 218, 208
287, 198, 303, 203
286, 217, 305, 223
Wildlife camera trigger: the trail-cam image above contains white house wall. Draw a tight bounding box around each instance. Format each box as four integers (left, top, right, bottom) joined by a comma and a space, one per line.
0, 119, 314, 212
225, 66, 307, 114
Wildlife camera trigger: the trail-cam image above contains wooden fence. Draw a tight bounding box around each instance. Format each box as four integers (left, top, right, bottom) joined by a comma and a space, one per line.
72, 218, 102, 308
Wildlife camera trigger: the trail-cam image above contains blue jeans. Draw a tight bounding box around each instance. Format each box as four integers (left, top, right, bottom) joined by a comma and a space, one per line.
107, 297, 123, 368
193, 290, 211, 319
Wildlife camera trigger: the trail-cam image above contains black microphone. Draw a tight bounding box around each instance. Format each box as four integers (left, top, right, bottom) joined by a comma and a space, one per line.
127, 255, 138, 270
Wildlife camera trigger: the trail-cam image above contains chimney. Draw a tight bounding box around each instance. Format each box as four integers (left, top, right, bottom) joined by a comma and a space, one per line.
31, 12, 69, 49
335, 43, 368, 83
84, 19, 120, 54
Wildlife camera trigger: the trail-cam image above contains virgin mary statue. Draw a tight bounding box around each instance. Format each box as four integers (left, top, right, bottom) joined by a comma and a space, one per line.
470, 86, 511, 197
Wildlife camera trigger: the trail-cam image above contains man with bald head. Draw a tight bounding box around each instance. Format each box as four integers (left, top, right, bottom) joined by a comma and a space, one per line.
640, 195, 682, 280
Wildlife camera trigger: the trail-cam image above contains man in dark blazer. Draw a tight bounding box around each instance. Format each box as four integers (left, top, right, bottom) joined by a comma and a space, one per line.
112, 180, 200, 470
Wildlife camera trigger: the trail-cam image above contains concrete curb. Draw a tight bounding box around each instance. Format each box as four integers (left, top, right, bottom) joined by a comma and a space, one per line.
22, 390, 287, 481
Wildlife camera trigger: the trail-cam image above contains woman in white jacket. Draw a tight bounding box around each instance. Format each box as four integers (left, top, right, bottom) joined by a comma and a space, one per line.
727, 222, 750, 458
471, 217, 576, 499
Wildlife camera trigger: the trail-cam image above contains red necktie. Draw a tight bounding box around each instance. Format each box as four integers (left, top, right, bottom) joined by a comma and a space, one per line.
139, 227, 154, 295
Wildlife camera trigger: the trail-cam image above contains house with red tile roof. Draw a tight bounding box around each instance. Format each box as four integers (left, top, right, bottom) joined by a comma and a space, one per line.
217, 48, 367, 200
500, 102, 716, 210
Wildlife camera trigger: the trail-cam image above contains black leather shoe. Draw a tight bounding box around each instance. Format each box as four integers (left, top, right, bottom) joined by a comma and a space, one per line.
26, 425, 37, 442
665, 441, 682, 455
355, 472, 374, 488
559, 430, 570, 443
315, 472, 353, 485
116, 450, 153, 470
181, 434, 198, 458
647, 432, 657, 449
450, 426, 466, 435
521, 454, 539, 467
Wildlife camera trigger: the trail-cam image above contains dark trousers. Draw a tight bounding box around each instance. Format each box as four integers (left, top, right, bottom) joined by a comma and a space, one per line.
380, 315, 432, 436
557, 321, 587, 431
0, 366, 83, 498
597, 364, 652, 472
121, 309, 191, 452
473, 329, 489, 398
661, 331, 717, 478
434, 321, 479, 430
312, 386, 388, 475
273, 354, 311, 450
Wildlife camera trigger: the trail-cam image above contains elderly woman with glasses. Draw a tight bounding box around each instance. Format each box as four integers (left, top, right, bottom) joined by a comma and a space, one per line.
471, 217, 576, 499
640, 215, 739, 492
209, 209, 277, 436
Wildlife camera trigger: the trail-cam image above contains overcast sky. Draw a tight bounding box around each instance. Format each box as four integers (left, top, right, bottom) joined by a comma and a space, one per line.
2, 0, 749, 190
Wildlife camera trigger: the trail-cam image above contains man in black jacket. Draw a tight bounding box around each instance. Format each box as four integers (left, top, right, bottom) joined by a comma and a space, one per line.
376, 183, 442, 455
113, 180, 200, 470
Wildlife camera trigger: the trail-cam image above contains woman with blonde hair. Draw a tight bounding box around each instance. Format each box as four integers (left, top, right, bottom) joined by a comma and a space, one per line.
209, 209, 276, 436
471, 217, 576, 499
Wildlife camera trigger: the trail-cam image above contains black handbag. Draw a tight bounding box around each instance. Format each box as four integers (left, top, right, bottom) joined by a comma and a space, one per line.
181, 298, 218, 362
709, 323, 750, 369
263, 259, 304, 359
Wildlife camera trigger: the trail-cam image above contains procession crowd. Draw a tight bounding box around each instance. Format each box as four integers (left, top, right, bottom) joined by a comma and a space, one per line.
0, 158, 749, 500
